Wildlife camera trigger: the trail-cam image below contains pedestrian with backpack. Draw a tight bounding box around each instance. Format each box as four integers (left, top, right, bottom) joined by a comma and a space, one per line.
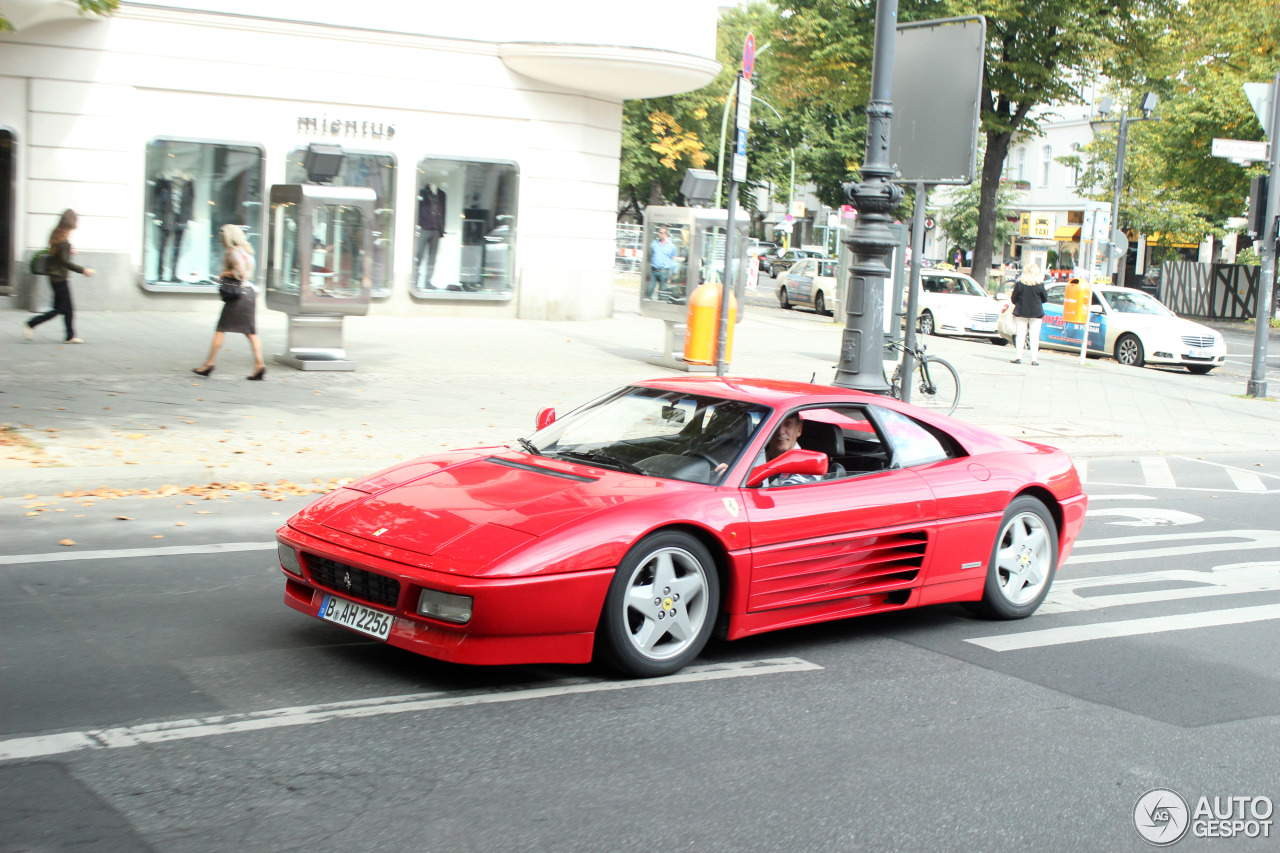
24, 209, 95, 343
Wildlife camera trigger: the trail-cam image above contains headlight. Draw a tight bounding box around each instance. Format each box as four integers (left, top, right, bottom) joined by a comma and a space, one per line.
417, 588, 473, 624
278, 543, 303, 576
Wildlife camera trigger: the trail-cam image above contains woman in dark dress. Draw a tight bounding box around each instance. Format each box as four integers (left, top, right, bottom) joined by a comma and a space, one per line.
24, 209, 96, 343
192, 224, 265, 380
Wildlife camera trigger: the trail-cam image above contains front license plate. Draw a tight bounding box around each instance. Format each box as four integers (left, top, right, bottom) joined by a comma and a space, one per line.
318, 594, 394, 640
970, 321, 997, 332
1185, 349, 1211, 359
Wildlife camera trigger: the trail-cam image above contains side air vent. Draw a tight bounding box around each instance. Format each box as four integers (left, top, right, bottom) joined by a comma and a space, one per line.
749, 530, 928, 612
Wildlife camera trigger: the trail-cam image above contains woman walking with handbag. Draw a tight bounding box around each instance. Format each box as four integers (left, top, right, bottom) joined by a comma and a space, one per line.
192, 224, 266, 380
24, 209, 95, 343
1009, 263, 1048, 365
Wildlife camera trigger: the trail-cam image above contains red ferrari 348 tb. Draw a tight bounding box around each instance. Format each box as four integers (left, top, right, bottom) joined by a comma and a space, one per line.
278, 377, 1087, 676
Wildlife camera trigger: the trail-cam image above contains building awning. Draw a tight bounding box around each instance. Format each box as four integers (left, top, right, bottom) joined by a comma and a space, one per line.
1053, 226, 1081, 240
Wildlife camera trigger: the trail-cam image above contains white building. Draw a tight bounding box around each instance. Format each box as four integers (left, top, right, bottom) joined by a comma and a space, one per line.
0, 0, 722, 319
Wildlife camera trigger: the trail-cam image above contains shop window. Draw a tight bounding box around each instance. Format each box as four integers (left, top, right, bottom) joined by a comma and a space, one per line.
413, 157, 518, 300
142, 139, 264, 291
285, 149, 394, 297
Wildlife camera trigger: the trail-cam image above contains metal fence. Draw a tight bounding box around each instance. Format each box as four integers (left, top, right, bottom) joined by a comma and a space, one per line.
616, 224, 643, 274
1160, 262, 1264, 319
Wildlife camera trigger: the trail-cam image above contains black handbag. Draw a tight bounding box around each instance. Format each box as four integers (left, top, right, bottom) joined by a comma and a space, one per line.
218, 276, 243, 303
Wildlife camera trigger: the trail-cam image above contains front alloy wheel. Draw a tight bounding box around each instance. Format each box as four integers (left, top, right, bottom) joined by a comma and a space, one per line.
1115, 333, 1145, 367
970, 496, 1058, 619
918, 311, 935, 336
597, 531, 720, 677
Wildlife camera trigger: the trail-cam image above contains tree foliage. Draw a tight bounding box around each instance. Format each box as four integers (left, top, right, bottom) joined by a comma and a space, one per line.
0, 0, 118, 31
938, 178, 1023, 257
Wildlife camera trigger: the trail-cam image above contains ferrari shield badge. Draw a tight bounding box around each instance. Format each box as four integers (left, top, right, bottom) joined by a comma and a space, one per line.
722, 497, 740, 518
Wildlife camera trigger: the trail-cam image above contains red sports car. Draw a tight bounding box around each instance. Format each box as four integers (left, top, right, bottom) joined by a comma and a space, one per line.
277, 377, 1087, 676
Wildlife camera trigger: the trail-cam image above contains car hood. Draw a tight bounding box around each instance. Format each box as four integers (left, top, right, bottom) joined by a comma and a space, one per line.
317, 453, 677, 560
1111, 313, 1220, 341
922, 293, 998, 312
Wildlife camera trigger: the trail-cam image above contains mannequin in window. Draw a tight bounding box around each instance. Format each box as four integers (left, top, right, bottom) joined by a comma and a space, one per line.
414, 183, 446, 287
152, 167, 195, 281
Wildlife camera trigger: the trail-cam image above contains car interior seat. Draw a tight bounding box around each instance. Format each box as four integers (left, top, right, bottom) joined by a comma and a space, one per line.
798, 420, 846, 479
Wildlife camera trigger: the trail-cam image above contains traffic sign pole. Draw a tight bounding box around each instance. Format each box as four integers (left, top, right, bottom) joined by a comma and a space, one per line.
1247, 70, 1280, 398
717, 35, 754, 377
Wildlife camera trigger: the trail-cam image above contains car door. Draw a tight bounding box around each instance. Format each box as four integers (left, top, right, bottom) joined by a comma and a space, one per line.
787, 259, 814, 305
1040, 284, 1107, 353
739, 406, 936, 621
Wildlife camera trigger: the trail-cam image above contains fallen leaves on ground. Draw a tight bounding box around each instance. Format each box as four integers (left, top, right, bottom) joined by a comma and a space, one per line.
58, 539, 76, 546
54, 477, 353, 503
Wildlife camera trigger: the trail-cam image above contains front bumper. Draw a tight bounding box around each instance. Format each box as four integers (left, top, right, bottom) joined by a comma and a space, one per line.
278, 526, 615, 666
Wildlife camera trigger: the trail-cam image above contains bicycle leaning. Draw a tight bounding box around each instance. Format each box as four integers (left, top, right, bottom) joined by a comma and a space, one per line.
884, 338, 961, 416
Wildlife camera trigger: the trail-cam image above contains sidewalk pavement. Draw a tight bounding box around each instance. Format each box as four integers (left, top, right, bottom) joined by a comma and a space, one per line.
3, 285, 1279, 498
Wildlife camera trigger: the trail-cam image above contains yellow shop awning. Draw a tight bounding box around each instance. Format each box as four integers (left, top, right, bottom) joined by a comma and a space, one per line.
1146, 232, 1199, 249
1053, 226, 1081, 240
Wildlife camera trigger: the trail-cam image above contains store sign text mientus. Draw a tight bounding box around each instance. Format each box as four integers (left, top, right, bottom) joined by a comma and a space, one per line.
296, 115, 396, 140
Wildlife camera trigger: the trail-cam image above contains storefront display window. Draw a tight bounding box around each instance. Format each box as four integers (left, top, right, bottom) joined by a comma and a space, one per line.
413, 157, 517, 300
142, 139, 264, 291
285, 149, 394, 297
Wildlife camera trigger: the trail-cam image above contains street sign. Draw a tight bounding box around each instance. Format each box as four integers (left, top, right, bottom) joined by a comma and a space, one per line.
1109, 228, 1129, 259
790, 201, 806, 217
923, 216, 935, 230
1244, 82, 1274, 138
1212, 137, 1270, 162
736, 78, 752, 130
742, 32, 755, 80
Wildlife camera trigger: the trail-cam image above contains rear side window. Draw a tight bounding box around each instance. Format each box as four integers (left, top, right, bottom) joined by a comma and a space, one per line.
873, 407, 954, 468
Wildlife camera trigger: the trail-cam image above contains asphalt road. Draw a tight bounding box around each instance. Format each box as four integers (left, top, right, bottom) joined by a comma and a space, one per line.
3, 453, 1278, 852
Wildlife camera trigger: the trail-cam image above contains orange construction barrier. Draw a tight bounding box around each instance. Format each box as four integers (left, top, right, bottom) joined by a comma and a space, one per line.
683, 281, 736, 365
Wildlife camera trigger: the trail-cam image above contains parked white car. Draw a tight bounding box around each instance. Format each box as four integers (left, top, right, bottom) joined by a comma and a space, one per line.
998, 282, 1228, 373
777, 257, 839, 315
912, 271, 1006, 343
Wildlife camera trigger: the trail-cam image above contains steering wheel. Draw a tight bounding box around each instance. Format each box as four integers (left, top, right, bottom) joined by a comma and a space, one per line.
689, 450, 721, 469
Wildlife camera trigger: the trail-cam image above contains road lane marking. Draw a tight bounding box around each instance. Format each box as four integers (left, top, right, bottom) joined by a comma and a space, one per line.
1085, 507, 1202, 527
1139, 456, 1176, 488
0, 657, 822, 762
0, 542, 275, 566
1085, 494, 1155, 501
965, 603, 1280, 651
1068, 529, 1280, 564
1225, 468, 1268, 492
1039, 562, 1280, 614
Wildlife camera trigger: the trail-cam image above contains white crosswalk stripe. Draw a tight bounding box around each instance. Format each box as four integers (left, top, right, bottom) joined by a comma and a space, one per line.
1139, 456, 1177, 487
1225, 467, 1268, 492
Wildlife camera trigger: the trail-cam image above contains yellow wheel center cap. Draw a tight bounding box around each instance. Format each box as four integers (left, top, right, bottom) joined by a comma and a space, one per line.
663, 597, 674, 609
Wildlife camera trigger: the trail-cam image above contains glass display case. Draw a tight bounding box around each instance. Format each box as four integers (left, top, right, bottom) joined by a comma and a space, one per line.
265, 183, 376, 370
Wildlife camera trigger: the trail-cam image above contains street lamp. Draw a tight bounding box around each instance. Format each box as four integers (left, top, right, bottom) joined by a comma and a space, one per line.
1094, 92, 1159, 285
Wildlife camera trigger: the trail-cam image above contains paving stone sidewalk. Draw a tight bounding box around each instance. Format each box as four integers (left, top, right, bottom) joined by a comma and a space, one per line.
3, 287, 1278, 498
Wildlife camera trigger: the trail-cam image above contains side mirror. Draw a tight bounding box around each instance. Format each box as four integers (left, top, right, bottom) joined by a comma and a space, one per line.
746, 448, 828, 488
535, 407, 556, 430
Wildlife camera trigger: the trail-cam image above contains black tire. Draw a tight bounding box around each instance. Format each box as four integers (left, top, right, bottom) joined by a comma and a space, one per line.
1115, 333, 1145, 367
596, 531, 720, 677
969, 496, 1058, 619
768, 264, 778, 279
991, 337, 1009, 346
1186, 365, 1213, 375
814, 291, 827, 316
910, 356, 960, 416
918, 311, 935, 336
778, 286, 791, 310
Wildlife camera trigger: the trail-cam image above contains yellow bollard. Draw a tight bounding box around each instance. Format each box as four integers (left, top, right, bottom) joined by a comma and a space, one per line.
683, 281, 736, 365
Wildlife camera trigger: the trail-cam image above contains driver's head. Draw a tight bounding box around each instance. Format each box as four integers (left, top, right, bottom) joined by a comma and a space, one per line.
766, 413, 803, 461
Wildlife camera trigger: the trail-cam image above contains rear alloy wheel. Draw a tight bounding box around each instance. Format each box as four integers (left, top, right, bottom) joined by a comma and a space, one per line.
597, 531, 720, 677
778, 286, 791, 310
970, 496, 1058, 619
1115, 333, 1145, 367
918, 311, 936, 336
814, 291, 827, 316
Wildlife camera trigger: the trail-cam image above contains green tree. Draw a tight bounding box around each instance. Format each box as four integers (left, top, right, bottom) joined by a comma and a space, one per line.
0, 0, 117, 31
938, 178, 1023, 260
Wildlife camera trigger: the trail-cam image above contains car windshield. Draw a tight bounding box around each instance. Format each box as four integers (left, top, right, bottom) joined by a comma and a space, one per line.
528, 387, 771, 485
1101, 289, 1172, 316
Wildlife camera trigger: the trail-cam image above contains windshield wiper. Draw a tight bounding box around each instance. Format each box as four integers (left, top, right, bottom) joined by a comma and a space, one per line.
554, 449, 643, 475
516, 437, 541, 456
